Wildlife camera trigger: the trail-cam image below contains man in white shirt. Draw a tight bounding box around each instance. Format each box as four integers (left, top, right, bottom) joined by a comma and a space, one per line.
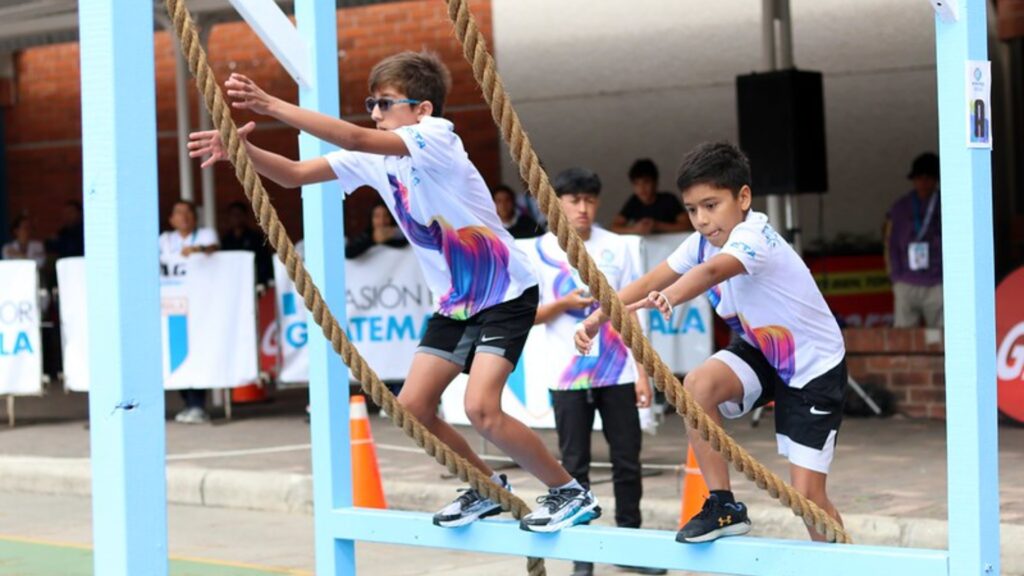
159, 200, 219, 424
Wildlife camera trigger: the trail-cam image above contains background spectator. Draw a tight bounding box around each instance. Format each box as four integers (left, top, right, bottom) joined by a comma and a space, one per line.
47, 201, 84, 259
345, 202, 409, 259
159, 199, 219, 424
610, 159, 690, 235
884, 152, 943, 328
220, 201, 273, 286
159, 200, 219, 258
3, 215, 46, 270
493, 183, 543, 239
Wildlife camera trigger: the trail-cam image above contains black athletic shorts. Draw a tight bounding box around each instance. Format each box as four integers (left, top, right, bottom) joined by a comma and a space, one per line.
417, 286, 538, 374
713, 336, 847, 473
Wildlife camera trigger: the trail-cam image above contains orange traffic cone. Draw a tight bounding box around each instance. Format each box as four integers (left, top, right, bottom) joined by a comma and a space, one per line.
350, 395, 387, 509
231, 382, 267, 403
679, 444, 709, 527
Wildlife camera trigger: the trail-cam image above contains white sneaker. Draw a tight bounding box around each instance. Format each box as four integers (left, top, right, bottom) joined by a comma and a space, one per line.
520, 487, 600, 533
177, 407, 210, 424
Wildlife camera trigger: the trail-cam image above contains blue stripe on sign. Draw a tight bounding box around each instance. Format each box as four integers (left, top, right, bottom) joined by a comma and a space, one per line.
168, 314, 189, 372
283, 293, 296, 316
507, 356, 527, 406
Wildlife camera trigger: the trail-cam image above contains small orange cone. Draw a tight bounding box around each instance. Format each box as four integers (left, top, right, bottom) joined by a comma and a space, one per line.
679, 444, 709, 527
231, 382, 267, 403
350, 395, 386, 509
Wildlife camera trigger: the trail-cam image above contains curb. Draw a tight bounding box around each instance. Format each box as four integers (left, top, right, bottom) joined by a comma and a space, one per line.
0, 456, 1018, 573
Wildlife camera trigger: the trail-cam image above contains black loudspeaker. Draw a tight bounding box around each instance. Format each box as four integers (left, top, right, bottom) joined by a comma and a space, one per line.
736, 69, 828, 195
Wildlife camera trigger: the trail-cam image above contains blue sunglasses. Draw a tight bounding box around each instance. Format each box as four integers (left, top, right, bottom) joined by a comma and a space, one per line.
365, 97, 421, 113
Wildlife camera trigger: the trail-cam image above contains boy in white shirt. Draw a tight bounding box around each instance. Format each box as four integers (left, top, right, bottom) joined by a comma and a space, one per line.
531, 168, 663, 576
189, 51, 597, 532
576, 142, 846, 543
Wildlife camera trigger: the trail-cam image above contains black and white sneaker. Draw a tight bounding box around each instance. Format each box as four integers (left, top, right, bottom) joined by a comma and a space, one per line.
432, 475, 509, 528
519, 487, 600, 533
675, 494, 751, 543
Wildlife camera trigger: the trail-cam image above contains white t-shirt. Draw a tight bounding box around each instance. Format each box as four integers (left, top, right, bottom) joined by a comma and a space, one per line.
2, 240, 46, 270
530, 227, 639, 390
158, 228, 219, 257
325, 116, 536, 320
666, 211, 844, 388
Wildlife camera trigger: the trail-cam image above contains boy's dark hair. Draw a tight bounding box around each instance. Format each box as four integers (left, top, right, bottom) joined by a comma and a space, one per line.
227, 201, 249, 213
369, 51, 452, 117
552, 168, 602, 197
675, 141, 751, 196
491, 184, 518, 202
628, 158, 659, 182
173, 199, 198, 217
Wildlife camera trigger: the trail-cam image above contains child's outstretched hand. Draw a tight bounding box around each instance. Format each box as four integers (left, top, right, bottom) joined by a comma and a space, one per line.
574, 316, 601, 355
627, 291, 673, 320
225, 73, 279, 116
188, 121, 255, 168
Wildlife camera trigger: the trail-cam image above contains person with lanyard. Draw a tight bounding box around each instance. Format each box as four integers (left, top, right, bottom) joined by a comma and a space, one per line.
884, 152, 943, 328
159, 199, 220, 424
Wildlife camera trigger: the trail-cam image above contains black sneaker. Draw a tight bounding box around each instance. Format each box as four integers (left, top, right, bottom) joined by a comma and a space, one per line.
432, 475, 509, 528
614, 565, 668, 575
519, 487, 600, 533
571, 561, 594, 576
675, 494, 751, 543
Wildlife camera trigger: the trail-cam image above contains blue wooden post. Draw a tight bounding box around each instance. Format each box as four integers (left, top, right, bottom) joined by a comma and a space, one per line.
294, 1, 352, 575
78, 1, 166, 575
935, 2, 1000, 575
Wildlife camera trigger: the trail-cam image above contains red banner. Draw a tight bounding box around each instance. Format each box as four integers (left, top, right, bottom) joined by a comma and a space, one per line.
997, 267, 1024, 424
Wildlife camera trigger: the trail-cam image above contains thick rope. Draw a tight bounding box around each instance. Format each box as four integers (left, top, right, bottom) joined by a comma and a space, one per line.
442, 0, 851, 544
163, 1, 545, 573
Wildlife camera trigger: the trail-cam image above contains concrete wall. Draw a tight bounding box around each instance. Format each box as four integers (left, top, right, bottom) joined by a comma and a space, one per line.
492, 0, 939, 245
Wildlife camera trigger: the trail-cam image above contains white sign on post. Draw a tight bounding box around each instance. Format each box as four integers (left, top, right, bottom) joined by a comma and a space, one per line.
0, 261, 42, 395
966, 60, 992, 149
227, 0, 312, 87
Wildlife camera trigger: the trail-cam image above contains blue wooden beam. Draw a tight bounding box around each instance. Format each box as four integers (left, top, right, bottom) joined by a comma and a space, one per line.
294, 1, 351, 575
78, 0, 166, 575
934, 2, 1000, 576
331, 509, 949, 576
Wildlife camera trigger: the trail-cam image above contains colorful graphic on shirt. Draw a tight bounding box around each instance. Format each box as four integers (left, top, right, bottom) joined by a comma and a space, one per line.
536, 240, 629, 389
557, 326, 629, 390
388, 174, 510, 319
698, 236, 795, 382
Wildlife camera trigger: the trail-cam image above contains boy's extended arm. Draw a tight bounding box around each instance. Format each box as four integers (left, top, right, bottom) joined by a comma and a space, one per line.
244, 141, 335, 189
268, 100, 410, 157
581, 261, 680, 331
660, 253, 745, 307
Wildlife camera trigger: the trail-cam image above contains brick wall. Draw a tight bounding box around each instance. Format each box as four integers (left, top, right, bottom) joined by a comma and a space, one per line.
4, 0, 497, 241
843, 328, 946, 419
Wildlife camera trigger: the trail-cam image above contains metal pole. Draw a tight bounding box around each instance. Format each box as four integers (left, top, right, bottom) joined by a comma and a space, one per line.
173, 29, 194, 202
761, 0, 784, 231
777, 0, 802, 254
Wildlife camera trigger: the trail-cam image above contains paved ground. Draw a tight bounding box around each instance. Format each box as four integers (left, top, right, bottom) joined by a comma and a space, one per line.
0, 386, 1020, 574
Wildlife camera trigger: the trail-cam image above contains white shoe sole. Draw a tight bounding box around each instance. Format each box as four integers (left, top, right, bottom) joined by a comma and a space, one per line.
432, 504, 502, 528
677, 520, 751, 543
519, 501, 600, 533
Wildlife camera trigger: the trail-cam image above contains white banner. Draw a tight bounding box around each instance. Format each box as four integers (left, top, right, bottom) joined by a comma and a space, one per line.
58, 252, 258, 391
273, 244, 434, 385
0, 261, 42, 395
642, 233, 714, 373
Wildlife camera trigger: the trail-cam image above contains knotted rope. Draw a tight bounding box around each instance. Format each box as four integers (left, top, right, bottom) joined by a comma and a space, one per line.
441, 0, 850, 544
163, 0, 546, 573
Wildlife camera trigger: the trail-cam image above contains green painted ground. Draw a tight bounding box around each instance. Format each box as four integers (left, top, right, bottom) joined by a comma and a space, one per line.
0, 537, 305, 576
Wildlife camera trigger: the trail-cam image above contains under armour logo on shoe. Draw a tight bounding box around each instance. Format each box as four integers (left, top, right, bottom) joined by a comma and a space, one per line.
718, 515, 731, 527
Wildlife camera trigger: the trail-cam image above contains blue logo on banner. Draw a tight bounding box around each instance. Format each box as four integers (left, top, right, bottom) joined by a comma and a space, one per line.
168, 314, 188, 372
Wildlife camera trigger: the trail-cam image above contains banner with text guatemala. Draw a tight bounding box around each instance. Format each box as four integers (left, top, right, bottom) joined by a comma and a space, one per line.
0, 261, 42, 395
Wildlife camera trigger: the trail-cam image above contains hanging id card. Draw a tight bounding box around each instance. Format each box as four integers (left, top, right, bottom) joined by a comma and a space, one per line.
908, 242, 930, 271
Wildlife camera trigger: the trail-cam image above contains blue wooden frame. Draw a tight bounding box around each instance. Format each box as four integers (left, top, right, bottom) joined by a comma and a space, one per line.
83, 1, 998, 574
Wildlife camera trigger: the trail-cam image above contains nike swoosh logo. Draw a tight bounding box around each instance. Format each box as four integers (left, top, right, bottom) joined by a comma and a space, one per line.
480, 335, 503, 343
809, 407, 832, 415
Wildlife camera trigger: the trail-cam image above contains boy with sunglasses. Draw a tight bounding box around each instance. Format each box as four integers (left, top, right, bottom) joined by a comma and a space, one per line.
189, 51, 599, 532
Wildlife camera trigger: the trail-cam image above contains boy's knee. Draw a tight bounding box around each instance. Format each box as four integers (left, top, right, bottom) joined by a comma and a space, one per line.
398, 394, 436, 424
683, 371, 717, 407
464, 401, 500, 434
